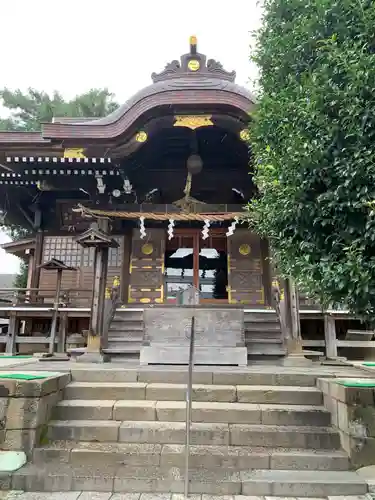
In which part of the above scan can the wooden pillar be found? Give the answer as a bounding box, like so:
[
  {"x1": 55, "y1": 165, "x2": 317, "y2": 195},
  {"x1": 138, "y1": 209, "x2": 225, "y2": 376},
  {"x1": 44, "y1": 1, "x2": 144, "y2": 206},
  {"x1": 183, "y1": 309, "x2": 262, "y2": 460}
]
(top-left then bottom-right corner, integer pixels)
[
  {"x1": 58, "y1": 312, "x2": 68, "y2": 353},
  {"x1": 324, "y1": 313, "x2": 338, "y2": 359},
  {"x1": 90, "y1": 246, "x2": 109, "y2": 342},
  {"x1": 5, "y1": 312, "x2": 18, "y2": 354},
  {"x1": 75, "y1": 219, "x2": 116, "y2": 363},
  {"x1": 281, "y1": 279, "x2": 311, "y2": 365},
  {"x1": 121, "y1": 228, "x2": 132, "y2": 303},
  {"x1": 49, "y1": 268, "x2": 62, "y2": 354},
  {"x1": 260, "y1": 238, "x2": 272, "y2": 306},
  {"x1": 26, "y1": 251, "x2": 34, "y2": 290},
  {"x1": 31, "y1": 207, "x2": 43, "y2": 290}
]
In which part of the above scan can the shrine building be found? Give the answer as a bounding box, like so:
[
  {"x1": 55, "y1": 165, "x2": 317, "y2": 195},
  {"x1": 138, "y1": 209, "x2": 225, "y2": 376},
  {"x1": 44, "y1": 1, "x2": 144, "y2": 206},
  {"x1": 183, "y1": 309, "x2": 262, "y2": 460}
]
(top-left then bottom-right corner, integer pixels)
[{"x1": 0, "y1": 37, "x2": 364, "y2": 362}]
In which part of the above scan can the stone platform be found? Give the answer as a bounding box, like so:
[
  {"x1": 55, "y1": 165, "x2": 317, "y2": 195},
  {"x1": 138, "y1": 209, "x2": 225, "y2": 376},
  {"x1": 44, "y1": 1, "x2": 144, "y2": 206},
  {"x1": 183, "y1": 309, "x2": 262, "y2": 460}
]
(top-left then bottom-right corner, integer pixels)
[
  {"x1": 140, "y1": 307, "x2": 247, "y2": 366},
  {"x1": 1, "y1": 360, "x2": 373, "y2": 497}
]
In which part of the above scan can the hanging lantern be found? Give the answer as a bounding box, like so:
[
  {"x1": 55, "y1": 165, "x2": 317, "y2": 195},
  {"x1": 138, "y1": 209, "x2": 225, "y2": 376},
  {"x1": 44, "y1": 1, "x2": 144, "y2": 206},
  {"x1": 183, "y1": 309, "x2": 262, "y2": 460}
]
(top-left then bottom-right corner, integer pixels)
[
  {"x1": 186, "y1": 154, "x2": 203, "y2": 175},
  {"x1": 139, "y1": 216, "x2": 146, "y2": 239}
]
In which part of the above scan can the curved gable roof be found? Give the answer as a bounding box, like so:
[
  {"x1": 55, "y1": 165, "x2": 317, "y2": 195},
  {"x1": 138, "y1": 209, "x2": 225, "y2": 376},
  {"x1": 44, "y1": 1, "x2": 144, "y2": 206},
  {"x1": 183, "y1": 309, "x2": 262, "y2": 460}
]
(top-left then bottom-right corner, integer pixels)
[{"x1": 43, "y1": 37, "x2": 256, "y2": 141}]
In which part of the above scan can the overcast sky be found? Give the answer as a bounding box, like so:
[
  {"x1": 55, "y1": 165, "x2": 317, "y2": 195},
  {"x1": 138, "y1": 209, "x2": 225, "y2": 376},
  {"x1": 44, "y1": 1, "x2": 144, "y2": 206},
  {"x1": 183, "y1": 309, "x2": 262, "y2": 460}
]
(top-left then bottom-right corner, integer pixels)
[{"x1": 0, "y1": 0, "x2": 263, "y2": 274}]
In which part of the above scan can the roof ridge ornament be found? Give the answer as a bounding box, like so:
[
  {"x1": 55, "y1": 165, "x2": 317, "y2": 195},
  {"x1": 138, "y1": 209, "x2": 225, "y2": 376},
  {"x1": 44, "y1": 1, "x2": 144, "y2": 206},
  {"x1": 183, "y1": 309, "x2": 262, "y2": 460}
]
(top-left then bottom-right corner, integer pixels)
[{"x1": 151, "y1": 36, "x2": 236, "y2": 83}]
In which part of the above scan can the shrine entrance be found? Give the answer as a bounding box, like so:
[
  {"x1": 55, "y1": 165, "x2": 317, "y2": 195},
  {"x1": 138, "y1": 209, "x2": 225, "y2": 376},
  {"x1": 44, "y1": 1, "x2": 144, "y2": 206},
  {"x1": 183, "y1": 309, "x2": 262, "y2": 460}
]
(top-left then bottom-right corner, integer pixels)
[{"x1": 164, "y1": 229, "x2": 228, "y2": 303}]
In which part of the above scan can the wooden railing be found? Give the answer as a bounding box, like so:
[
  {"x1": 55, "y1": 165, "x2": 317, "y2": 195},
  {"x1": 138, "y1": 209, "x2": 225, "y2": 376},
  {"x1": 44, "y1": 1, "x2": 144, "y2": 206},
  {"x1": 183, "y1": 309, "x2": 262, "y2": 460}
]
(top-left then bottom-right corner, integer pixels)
[{"x1": 0, "y1": 288, "x2": 92, "y2": 308}]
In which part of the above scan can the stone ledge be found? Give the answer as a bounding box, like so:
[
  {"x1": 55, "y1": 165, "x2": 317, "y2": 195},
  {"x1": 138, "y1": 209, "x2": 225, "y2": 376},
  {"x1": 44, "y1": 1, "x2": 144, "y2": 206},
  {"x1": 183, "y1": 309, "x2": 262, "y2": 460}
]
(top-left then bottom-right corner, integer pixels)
[
  {"x1": 318, "y1": 377, "x2": 375, "y2": 468},
  {"x1": 0, "y1": 372, "x2": 71, "y2": 455}
]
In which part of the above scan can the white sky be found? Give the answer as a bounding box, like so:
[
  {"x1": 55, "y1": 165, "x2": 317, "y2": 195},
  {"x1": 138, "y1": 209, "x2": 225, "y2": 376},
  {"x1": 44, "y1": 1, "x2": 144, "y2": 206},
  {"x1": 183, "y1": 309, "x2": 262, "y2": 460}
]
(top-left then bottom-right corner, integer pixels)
[{"x1": 0, "y1": 0, "x2": 263, "y2": 274}]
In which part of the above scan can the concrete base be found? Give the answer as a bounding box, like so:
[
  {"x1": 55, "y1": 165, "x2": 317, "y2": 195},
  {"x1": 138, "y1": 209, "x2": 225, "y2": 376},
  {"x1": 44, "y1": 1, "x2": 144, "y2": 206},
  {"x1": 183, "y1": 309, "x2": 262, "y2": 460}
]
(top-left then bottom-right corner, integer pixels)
[
  {"x1": 75, "y1": 351, "x2": 110, "y2": 363},
  {"x1": 321, "y1": 357, "x2": 348, "y2": 366},
  {"x1": 141, "y1": 307, "x2": 246, "y2": 366},
  {"x1": 281, "y1": 353, "x2": 313, "y2": 366},
  {"x1": 140, "y1": 346, "x2": 248, "y2": 366}
]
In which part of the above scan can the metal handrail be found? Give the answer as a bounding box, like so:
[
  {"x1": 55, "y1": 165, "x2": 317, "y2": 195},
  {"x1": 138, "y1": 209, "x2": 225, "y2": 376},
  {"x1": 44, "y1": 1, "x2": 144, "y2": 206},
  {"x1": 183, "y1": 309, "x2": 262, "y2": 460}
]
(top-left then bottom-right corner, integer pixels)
[{"x1": 184, "y1": 315, "x2": 195, "y2": 499}]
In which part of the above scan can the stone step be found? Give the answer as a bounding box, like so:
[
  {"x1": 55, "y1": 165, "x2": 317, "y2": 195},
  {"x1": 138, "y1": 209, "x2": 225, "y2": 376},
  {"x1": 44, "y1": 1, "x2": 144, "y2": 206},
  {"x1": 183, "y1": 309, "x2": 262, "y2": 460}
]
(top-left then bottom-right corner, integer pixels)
[
  {"x1": 247, "y1": 345, "x2": 287, "y2": 356},
  {"x1": 63, "y1": 382, "x2": 323, "y2": 405},
  {"x1": 108, "y1": 332, "x2": 143, "y2": 340},
  {"x1": 109, "y1": 324, "x2": 144, "y2": 332},
  {"x1": 47, "y1": 421, "x2": 341, "y2": 449},
  {"x1": 246, "y1": 338, "x2": 283, "y2": 344},
  {"x1": 54, "y1": 400, "x2": 327, "y2": 424},
  {"x1": 112, "y1": 317, "x2": 143, "y2": 324},
  {"x1": 69, "y1": 368, "x2": 320, "y2": 386},
  {"x1": 244, "y1": 313, "x2": 278, "y2": 322},
  {"x1": 10, "y1": 464, "x2": 367, "y2": 496},
  {"x1": 113, "y1": 309, "x2": 143, "y2": 316},
  {"x1": 106, "y1": 341, "x2": 143, "y2": 351},
  {"x1": 245, "y1": 330, "x2": 282, "y2": 340},
  {"x1": 103, "y1": 348, "x2": 141, "y2": 356},
  {"x1": 245, "y1": 322, "x2": 281, "y2": 331},
  {"x1": 33, "y1": 441, "x2": 350, "y2": 470},
  {"x1": 112, "y1": 314, "x2": 143, "y2": 320}
]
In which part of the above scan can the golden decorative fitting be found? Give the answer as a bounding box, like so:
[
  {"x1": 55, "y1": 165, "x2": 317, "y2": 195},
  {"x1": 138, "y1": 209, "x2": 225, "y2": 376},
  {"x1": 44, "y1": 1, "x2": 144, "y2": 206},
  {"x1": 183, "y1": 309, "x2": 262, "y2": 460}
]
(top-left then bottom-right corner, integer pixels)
[
  {"x1": 63, "y1": 148, "x2": 86, "y2": 159},
  {"x1": 140, "y1": 297, "x2": 151, "y2": 303},
  {"x1": 239, "y1": 129, "x2": 250, "y2": 141},
  {"x1": 239, "y1": 244, "x2": 251, "y2": 256},
  {"x1": 174, "y1": 115, "x2": 213, "y2": 130},
  {"x1": 188, "y1": 59, "x2": 200, "y2": 72},
  {"x1": 105, "y1": 287, "x2": 110, "y2": 299},
  {"x1": 135, "y1": 131, "x2": 148, "y2": 143},
  {"x1": 189, "y1": 35, "x2": 197, "y2": 46},
  {"x1": 141, "y1": 243, "x2": 154, "y2": 255}
]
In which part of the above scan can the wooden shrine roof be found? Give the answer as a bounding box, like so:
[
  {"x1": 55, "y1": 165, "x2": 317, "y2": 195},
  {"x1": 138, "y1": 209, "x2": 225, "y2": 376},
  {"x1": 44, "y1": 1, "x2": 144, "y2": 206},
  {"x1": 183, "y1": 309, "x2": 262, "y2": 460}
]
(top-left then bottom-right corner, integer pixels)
[{"x1": 0, "y1": 37, "x2": 255, "y2": 149}]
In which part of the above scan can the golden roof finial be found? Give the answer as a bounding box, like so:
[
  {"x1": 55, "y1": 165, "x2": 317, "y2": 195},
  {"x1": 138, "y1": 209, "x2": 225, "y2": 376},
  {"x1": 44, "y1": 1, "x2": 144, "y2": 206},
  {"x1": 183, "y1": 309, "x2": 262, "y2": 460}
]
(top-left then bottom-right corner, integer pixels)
[
  {"x1": 189, "y1": 35, "x2": 197, "y2": 54},
  {"x1": 190, "y1": 35, "x2": 197, "y2": 46}
]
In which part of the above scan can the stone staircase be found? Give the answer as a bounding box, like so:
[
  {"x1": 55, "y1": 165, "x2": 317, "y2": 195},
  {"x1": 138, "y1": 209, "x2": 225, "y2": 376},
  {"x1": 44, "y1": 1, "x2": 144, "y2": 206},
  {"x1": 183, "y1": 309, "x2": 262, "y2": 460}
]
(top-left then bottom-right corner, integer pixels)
[
  {"x1": 244, "y1": 310, "x2": 285, "y2": 360},
  {"x1": 11, "y1": 368, "x2": 368, "y2": 496},
  {"x1": 103, "y1": 308, "x2": 144, "y2": 358},
  {"x1": 103, "y1": 308, "x2": 285, "y2": 362}
]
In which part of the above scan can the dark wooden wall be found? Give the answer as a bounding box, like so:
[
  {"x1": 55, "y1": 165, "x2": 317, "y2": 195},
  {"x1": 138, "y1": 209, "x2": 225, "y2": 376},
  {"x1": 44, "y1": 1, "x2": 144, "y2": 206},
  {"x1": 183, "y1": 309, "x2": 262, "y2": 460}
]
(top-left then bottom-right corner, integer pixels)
[{"x1": 39, "y1": 235, "x2": 125, "y2": 307}]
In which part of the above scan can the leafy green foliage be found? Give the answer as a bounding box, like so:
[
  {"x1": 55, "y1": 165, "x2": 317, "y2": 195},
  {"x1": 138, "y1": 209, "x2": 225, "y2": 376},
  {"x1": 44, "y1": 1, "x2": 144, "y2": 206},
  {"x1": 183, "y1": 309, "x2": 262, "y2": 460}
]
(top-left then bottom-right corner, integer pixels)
[
  {"x1": 13, "y1": 262, "x2": 28, "y2": 288},
  {"x1": 0, "y1": 88, "x2": 118, "y2": 131},
  {"x1": 249, "y1": 0, "x2": 375, "y2": 317}
]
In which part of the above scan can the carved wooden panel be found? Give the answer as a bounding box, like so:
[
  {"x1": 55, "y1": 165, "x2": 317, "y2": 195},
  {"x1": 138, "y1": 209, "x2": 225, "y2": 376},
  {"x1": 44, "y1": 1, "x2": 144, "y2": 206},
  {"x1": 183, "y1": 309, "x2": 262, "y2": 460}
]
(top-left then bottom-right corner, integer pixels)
[
  {"x1": 227, "y1": 230, "x2": 265, "y2": 305},
  {"x1": 128, "y1": 229, "x2": 165, "y2": 304}
]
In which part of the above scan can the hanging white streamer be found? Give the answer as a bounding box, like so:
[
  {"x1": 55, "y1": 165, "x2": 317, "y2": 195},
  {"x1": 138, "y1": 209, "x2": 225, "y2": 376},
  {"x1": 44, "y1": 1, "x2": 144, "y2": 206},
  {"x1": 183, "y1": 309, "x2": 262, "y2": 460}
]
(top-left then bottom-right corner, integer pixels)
[
  {"x1": 202, "y1": 219, "x2": 211, "y2": 240},
  {"x1": 226, "y1": 216, "x2": 239, "y2": 237},
  {"x1": 139, "y1": 216, "x2": 146, "y2": 239},
  {"x1": 168, "y1": 219, "x2": 175, "y2": 240}
]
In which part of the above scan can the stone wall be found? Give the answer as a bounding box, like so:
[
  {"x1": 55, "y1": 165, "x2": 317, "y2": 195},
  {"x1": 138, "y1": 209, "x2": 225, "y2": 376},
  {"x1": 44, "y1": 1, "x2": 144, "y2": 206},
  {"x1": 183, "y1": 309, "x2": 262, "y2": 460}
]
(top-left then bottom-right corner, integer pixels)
[
  {"x1": 141, "y1": 307, "x2": 247, "y2": 365},
  {"x1": 0, "y1": 372, "x2": 70, "y2": 455},
  {"x1": 318, "y1": 377, "x2": 375, "y2": 468}
]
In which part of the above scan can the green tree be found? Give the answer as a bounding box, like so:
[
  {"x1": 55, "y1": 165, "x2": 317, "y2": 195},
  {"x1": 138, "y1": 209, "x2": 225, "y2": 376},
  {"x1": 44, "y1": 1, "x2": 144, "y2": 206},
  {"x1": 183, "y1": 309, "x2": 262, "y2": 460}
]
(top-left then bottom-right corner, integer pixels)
[
  {"x1": 0, "y1": 87, "x2": 118, "y2": 131},
  {"x1": 249, "y1": 0, "x2": 375, "y2": 318},
  {"x1": 0, "y1": 87, "x2": 119, "y2": 286}
]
